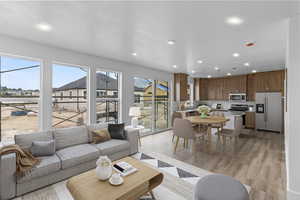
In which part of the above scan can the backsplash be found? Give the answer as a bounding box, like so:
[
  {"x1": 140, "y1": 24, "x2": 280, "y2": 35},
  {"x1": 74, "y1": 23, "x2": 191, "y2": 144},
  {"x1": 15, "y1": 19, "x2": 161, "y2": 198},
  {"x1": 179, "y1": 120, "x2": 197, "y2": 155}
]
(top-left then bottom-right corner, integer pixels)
[{"x1": 196, "y1": 100, "x2": 255, "y2": 110}]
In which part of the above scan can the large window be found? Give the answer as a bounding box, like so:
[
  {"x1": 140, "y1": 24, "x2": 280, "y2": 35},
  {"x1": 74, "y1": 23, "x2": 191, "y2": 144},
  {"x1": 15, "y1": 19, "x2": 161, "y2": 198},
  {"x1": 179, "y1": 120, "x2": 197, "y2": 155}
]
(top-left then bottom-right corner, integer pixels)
[
  {"x1": 96, "y1": 70, "x2": 120, "y2": 123},
  {"x1": 52, "y1": 64, "x2": 87, "y2": 128},
  {"x1": 0, "y1": 56, "x2": 40, "y2": 142},
  {"x1": 134, "y1": 78, "x2": 170, "y2": 135}
]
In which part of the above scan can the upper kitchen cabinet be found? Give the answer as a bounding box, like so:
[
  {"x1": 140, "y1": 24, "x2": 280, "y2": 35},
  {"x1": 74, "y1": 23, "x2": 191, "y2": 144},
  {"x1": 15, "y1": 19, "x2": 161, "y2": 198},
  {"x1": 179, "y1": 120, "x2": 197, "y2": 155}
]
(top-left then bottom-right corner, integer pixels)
[
  {"x1": 174, "y1": 73, "x2": 189, "y2": 101},
  {"x1": 190, "y1": 69, "x2": 285, "y2": 101},
  {"x1": 254, "y1": 70, "x2": 285, "y2": 93},
  {"x1": 224, "y1": 75, "x2": 247, "y2": 94},
  {"x1": 199, "y1": 78, "x2": 209, "y2": 100},
  {"x1": 247, "y1": 74, "x2": 255, "y2": 101}
]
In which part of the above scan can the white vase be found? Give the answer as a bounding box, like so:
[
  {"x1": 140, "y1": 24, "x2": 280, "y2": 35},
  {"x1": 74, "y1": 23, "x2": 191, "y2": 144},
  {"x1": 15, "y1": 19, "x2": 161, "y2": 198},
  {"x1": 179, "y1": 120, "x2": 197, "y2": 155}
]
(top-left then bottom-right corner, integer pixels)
[{"x1": 95, "y1": 156, "x2": 112, "y2": 181}]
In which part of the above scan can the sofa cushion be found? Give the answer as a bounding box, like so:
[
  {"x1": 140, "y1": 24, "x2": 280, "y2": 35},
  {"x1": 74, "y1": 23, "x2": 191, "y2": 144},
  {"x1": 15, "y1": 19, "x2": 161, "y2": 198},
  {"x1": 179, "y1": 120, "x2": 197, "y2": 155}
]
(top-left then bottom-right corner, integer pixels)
[
  {"x1": 93, "y1": 139, "x2": 130, "y2": 155},
  {"x1": 17, "y1": 154, "x2": 61, "y2": 183},
  {"x1": 31, "y1": 140, "x2": 56, "y2": 157},
  {"x1": 91, "y1": 128, "x2": 111, "y2": 144},
  {"x1": 108, "y1": 123, "x2": 126, "y2": 140},
  {"x1": 54, "y1": 126, "x2": 89, "y2": 150},
  {"x1": 15, "y1": 131, "x2": 53, "y2": 151},
  {"x1": 86, "y1": 123, "x2": 108, "y2": 143},
  {"x1": 56, "y1": 144, "x2": 100, "y2": 169}
]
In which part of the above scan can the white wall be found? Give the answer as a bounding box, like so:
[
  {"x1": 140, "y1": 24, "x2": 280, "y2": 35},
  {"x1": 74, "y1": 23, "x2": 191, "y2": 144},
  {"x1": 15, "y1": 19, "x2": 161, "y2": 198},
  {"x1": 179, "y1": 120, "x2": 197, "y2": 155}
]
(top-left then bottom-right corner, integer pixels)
[
  {"x1": 0, "y1": 34, "x2": 173, "y2": 129},
  {"x1": 286, "y1": 13, "x2": 300, "y2": 200}
]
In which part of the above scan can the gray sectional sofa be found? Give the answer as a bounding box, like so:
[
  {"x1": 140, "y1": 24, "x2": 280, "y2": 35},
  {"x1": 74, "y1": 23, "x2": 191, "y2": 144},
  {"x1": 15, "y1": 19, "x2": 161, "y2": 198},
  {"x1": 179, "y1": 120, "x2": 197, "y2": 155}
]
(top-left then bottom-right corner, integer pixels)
[{"x1": 0, "y1": 124, "x2": 139, "y2": 200}]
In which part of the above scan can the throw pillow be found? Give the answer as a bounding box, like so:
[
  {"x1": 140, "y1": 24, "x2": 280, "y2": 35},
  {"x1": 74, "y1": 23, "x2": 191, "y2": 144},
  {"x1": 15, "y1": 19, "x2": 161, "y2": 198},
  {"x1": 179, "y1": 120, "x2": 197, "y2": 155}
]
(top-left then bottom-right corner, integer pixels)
[
  {"x1": 31, "y1": 140, "x2": 55, "y2": 157},
  {"x1": 108, "y1": 123, "x2": 126, "y2": 140},
  {"x1": 91, "y1": 129, "x2": 111, "y2": 144}
]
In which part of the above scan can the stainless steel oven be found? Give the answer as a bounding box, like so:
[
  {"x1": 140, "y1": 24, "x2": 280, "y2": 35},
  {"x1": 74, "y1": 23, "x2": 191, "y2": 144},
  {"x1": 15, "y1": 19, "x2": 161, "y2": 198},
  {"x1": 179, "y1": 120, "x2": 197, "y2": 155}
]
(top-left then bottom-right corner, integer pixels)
[{"x1": 229, "y1": 93, "x2": 247, "y2": 102}]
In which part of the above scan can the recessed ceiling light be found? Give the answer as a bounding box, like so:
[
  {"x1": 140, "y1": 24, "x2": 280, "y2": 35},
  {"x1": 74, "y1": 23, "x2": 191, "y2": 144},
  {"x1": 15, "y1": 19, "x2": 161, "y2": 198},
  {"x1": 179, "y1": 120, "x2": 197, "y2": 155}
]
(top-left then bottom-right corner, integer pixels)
[
  {"x1": 214, "y1": 67, "x2": 220, "y2": 71},
  {"x1": 244, "y1": 62, "x2": 250, "y2": 66},
  {"x1": 233, "y1": 53, "x2": 240, "y2": 57},
  {"x1": 167, "y1": 40, "x2": 175, "y2": 45},
  {"x1": 226, "y1": 16, "x2": 244, "y2": 25},
  {"x1": 232, "y1": 67, "x2": 237, "y2": 71},
  {"x1": 207, "y1": 75, "x2": 212, "y2": 78},
  {"x1": 197, "y1": 60, "x2": 203, "y2": 64},
  {"x1": 227, "y1": 73, "x2": 232, "y2": 76},
  {"x1": 172, "y1": 65, "x2": 177, "y2": 68},
  {"x1": 191, "y1": 70, "x2": 196, "y2": 74},
  {"x1": 131, "y1": 52, "x2": 137, "y2": 56},
  {"x1": 35, "y1": 22, "x2": 52, "y2": 32},
  {"x1": 252, "y1": 70, "x2": 257, "y2": 73}
]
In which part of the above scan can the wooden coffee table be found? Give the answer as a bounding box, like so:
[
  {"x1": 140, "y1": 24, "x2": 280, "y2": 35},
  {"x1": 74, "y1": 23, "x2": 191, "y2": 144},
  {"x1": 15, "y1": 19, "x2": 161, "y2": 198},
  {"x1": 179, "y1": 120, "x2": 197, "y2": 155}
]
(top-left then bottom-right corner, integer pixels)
[{"x1": 66, "y1": 157, "x2": 163, "y2": 200}]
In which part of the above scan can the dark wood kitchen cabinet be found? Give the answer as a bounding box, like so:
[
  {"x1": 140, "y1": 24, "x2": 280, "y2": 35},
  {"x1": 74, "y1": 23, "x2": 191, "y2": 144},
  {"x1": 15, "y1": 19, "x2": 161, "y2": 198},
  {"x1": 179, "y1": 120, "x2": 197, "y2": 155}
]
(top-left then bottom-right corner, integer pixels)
[
  {"x1": 245, "y1": 111, "x2": 255, "y2": 129},
  {"x1": 199, "y1": 78, "x2": 209, "y2": 100},
  {"x1": 192, "y1": 69, "x2": 285, "y2": 101},
  {"x1": 247, "y1": 74, "x2": 255, "y2": 101},
  {"x1": 255, "y1": 70, "x2": 284, "y2": 93},
  {"x1": 174, "y1": 73, "x2": 189, "y2": 101}
]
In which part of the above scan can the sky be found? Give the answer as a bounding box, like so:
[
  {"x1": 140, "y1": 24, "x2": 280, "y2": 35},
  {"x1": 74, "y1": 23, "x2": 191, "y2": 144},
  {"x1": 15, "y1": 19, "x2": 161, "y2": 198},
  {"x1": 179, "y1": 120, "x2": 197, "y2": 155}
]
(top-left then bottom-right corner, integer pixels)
[
  {"x1": 1, "y1": 55, "x2": 163, "y2": 91},
  {"x1": 0, "y1": 56, "x2": 112, "y2": 90}
]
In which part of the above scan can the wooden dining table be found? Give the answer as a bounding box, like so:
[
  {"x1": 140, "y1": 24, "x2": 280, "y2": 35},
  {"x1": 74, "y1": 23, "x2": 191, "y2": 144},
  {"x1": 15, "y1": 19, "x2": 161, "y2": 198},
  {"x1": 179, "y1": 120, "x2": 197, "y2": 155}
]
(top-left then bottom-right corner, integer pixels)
[{"x1": 186, "y1": 115, "x2": 229, "y2": 142}]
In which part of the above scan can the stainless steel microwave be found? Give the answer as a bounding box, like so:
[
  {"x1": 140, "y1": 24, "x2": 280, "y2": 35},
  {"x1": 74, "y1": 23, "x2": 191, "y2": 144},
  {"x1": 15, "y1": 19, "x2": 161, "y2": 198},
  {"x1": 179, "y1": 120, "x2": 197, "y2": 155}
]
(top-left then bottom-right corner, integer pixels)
[{"x1": 229, "y1": 93, "x2": 247, "y2": 102}]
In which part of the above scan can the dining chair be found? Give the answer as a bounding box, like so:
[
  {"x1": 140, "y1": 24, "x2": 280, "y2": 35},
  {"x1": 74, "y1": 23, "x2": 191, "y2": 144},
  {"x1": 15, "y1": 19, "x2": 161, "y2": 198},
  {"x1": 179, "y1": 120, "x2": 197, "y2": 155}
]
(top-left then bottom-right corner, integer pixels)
[
  {"x1": 171, "y1": 112, "x2": 183, "y2": 142},
  {"x1": 211, "y1": 111, "x2": 225, "y2": 136},
  {"x1": 173, "y1": 118, "x2": 205, "y2": 153},
  {"x1": 219, "y1": 115, "x2": 243, "y2": 145}
]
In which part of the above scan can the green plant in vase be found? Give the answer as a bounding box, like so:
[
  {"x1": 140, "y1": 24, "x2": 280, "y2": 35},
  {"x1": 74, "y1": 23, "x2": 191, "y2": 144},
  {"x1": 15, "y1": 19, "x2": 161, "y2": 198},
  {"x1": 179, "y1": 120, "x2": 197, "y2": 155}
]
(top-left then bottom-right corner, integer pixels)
[{"x1": 197, "y1": 105, "x2": 211, "y2": 118}]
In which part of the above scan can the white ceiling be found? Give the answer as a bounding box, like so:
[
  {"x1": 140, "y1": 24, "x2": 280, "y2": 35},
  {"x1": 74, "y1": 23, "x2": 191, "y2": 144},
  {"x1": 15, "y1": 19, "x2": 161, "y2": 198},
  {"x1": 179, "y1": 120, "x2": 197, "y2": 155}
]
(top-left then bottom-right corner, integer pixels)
[{"x1": 0, "y1": 1, "x2": 298, "y2": 77}]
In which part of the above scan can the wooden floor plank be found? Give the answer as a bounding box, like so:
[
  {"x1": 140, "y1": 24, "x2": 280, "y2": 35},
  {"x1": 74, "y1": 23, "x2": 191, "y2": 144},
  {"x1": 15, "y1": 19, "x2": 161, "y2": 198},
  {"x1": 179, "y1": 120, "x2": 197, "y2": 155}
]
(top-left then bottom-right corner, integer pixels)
[{"x1": 140, "y1": 130, "x2": 286, "y2": 200}]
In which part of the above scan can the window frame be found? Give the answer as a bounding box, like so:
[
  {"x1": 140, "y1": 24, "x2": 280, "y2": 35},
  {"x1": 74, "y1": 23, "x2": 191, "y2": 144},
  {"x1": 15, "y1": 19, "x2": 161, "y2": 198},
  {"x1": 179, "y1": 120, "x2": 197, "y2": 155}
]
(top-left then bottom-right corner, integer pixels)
[{"x1": 95, "y1": 68, "x2": 122, "y2": 124}]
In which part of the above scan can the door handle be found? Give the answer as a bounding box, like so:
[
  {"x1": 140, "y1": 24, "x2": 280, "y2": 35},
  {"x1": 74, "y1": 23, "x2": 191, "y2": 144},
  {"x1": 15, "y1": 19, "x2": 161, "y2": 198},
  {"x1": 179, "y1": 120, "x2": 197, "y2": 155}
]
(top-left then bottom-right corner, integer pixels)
[
  {"x1": 265, "y1": 96, "x2": 268, "y2": 122},
  {"x1": 264, "y1": 97, "x2": 267, "y2": 122}
]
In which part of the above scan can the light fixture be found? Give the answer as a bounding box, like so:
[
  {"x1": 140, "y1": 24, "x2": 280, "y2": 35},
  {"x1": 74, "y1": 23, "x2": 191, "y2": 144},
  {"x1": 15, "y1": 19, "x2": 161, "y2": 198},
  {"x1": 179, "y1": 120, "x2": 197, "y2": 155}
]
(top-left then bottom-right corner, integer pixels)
[
  {"x1": 191, "y1": 70, "x2": 196, "y2": 74},
  {"x1": 252, "y1": 70, "x2": 257, "y2": 73},
  {"x1": 244, "y1": 62, "x2": 250, "y2": 66},
  {"x1": 167, "y1": 40, "x2": 176, "y2": 45},
  {"x1": 226, "y1": 16, "x2": 244, "y2": 25},
  {"x1": 197, "y1": 60, "x2": 203, "y2": 64},
  {"x1": 131, "y1": 52, "x2": 137, "y2": 56},
  {"x1": 207, "y1": 75, "x2": 212, "y2": 78},
  {"x1": 227, "y1": 73, "x2": 232, "y2": 76},
  {"x1": 233, "y1": 53, "x2": 240, "y2": 57},
  {"x1": 214, "y1": 67, "x2": 220, "y2": 71},
  {"x1": 172, "y1": 65, "x2": 177, "y2": 68},
  {"x1": 35, "y1": 22, "x2": 52, "y2": 32}
]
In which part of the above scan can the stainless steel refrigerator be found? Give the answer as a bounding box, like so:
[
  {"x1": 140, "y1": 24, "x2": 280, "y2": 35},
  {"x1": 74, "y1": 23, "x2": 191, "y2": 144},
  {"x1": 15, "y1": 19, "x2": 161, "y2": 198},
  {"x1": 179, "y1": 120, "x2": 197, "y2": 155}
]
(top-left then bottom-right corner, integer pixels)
[{"x1": 255, "y1": 92, "x2": 283, "y2": 133}]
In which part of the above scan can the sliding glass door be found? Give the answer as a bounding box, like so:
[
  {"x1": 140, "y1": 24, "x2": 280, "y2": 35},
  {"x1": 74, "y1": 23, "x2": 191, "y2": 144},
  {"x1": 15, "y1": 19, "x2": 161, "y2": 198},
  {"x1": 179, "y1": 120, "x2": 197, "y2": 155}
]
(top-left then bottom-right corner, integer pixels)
[
  {"x1": 133, "y1": 77, "x2": 169, "y2": 135},
  {"x1": 154, "y1": 80, "x2": 169, "y2": 131},
  {"x1": 133, "y1": 77, "x2": 153, "y2": 135}
]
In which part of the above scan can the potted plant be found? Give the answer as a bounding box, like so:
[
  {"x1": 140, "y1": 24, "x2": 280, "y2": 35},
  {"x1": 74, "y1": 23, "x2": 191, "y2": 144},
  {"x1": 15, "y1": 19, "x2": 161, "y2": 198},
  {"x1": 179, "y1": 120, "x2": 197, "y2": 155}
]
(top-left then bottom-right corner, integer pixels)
[{"x1": 197, "y1": 105, "x2": 211, "y2": 118}]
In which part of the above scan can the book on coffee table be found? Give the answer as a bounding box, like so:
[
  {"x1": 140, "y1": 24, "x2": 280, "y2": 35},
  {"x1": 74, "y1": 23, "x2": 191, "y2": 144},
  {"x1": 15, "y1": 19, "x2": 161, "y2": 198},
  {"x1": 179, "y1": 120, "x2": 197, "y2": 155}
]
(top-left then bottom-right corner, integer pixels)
[{"x1": 113, "y1": 161, "x2": 138, "y2": 176}]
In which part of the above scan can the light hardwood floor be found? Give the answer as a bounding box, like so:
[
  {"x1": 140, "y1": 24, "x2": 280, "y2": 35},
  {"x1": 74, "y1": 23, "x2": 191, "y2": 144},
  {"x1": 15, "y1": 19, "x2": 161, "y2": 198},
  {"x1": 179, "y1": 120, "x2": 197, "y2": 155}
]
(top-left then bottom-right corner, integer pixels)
[{"x1": 140, "y1": 130, "x2": 286, "y2": 200}]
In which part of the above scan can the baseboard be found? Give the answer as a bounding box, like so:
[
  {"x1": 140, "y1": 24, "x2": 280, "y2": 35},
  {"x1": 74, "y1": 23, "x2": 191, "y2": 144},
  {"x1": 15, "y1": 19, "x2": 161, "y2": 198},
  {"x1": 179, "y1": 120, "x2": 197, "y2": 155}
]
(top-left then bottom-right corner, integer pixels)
[{"x1": 287, "y1": 188, "x2": 300, "y2": 200}]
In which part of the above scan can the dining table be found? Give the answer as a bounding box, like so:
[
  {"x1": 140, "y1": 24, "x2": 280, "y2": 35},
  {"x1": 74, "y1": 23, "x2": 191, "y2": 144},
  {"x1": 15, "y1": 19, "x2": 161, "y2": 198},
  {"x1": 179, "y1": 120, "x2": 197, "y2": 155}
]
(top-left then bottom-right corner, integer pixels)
[{"x1": 186, "y1": 115, "x2": 229, "y2": 143}]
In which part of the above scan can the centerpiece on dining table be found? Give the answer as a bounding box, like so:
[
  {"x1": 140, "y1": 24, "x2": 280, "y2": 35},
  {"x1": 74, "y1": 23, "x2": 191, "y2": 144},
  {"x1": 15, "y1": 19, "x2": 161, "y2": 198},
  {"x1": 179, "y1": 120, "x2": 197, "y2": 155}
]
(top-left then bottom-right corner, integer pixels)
[{"x1": 197, "y1": 105, "x2": 211, "y2": 118}]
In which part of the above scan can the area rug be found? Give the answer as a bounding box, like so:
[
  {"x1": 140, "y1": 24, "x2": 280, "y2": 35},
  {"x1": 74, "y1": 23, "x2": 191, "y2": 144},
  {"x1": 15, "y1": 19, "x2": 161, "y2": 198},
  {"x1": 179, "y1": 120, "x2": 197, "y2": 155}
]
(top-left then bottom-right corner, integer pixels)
[
  {"x1": 14, "y1": 152, "x2": 250, "y2": 200},
  {"x1": 133, "y1": 152, "x2": 251, "y2": 200}
]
